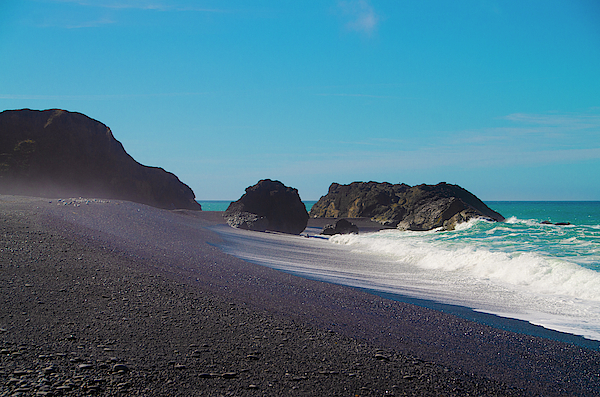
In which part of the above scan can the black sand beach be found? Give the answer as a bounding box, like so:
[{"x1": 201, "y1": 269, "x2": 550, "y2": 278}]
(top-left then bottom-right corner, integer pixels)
[{"x1": 2, "y1": 196, "x2": 600, "y2": 396}]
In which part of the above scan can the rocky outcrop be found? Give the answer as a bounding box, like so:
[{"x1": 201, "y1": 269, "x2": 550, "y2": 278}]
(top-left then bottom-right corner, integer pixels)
[
  {"x1": 224, "y1": 179, "x2": 308, "y2": 234},
  {"x1": 309, "y1": 182, "x2": 410, "y2": 226},
  {"x1": 0, "y1": 109, "x2": 200, "y2": 210},
  {"x1": 393, "y1": 183, "x2": 504, "y2": 230},
  {"x1": 321, "y1": 219, "x2": 359, "y2": 235},
  {"x1": 309, "y1": 182, "x2": 504, "y2": 231},
  {"x1": 309, "y1": 182, "x2": 411, "y2": 226},
  {"x1": 541, "y1": 221, "x2": 571, "y2": 226}
]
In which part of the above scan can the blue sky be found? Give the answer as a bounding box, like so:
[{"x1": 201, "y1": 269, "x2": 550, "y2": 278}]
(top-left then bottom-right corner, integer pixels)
[{"x1": 1, "y1": 0, "x2": 599, "y2": 200}]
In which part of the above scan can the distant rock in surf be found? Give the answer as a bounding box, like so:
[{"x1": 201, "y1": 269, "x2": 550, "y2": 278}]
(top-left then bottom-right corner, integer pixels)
[
  {"x1": 321, "y1": 219, "x2": 359, "y2": 235},
  {"x1": 0, "y1": 109, "x2": 201, "y2": 210},
  {"x1": 309, "y1": 181, "x2": 504, "y2": 231},
  {"x1": 541, "y1": 221, "x2": 571, "y2": 226},
  {"x1": 224, "y1": 179, "x2": 308, "y2": 234}
]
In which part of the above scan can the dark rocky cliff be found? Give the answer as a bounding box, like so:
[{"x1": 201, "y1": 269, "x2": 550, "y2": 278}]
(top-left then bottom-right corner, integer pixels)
[
  {"x1": 309, "y1": 181, "x2": 504, "y2": 231},
  {"x1": 0, "y1": 109, "x2": 200, "y2": 210},
  {"x1": 309, "y1": 182, "x2": 411, "y2": 226}
]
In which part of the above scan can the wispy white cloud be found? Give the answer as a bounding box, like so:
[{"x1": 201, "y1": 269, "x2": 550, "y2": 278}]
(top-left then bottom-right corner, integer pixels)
[
  {"x1": 202, "y1": 144, "x2": 600, "y2": 190},
  {"x1": 448, "y1": 110, "x2": 600, "y2": 147},
  {"x1": 52, "y1": 0, "x2": 232, "y2": 12},
  {"x1": 504, "y1": 112, "x2": 600, "y2": 129},
  {"x1": 33, "y1": 1, "x2": 233, "y2": 29},
  {"x1": 317, "y1": 93, "x2": 396, "y2": 99},
  {"x1": 260, "y1": 145, "x2": 600, "y2": 180},
  {"x1": 284, "y1": 108, "x2": 600, "y2": 174},
  {"x1": 35, "y1": 1, "x2": 235, "y2": 29},
  {"x1": 338, "y1": 0, "x2": 379, "y2": 35},
  {"x1": 61, "y1": 17, "x2": 116, "y2": 29},
  {"x1": 0, "y1": 92, "x2": 208, "y2": 100},
  {"x1": 57, "y1": 0, "x2": 159, "y2": 10}
]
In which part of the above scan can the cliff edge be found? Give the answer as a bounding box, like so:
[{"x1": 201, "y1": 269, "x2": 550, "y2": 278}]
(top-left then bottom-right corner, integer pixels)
[{"x1": 0, "y1": 109, "x2": 200, "y2": 210}]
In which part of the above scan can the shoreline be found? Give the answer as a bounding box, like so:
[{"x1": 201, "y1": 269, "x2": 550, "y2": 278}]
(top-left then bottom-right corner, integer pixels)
[
  {"x1": 2, "y1": 196, "x2": 600, "y2": 395},
  {"x1": 245, "y1": 262, "x2": 600, "y2": 351},
  {"x1": 304, "y1": 220, "x2": 600, "y2": 349},
  {"x1": 361, "y1": 288, "x2": 600, "y2": 349},
  {"x1": 219, "y1": 217, "x2": 600, "y2": 349},
  {"x1": 309, "y1": 217, "x2": 600, "y2": 346}
]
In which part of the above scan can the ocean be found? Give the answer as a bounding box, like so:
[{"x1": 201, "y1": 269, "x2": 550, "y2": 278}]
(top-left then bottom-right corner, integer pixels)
[
  {"x1": 196, "y1": 200, "x2": 318, "y2": 212},
  {"x1": 214, "y1": 201, "x2": 600, "y2": 343}
]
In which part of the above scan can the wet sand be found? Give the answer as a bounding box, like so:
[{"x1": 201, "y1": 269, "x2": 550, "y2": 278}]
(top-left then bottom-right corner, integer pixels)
[{"x1": 1, "y1": 196, "x2": 599, "y2": 396}]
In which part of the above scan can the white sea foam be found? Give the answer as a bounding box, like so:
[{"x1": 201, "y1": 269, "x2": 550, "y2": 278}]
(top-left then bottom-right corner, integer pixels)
[
  {"x1": 214, "y1": 213, "x2": 600, "y2": 341},
  {"x1": 329, "y1": 230, "x2": 600, "y2": 301}
]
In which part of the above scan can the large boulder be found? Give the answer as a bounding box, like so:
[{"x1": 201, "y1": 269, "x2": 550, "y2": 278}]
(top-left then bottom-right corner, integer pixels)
[
  {"x1": 0, "y1": 109, "x2": 200, "y2": 210},
  {"x1": 310, "y1": 182, "x2": 504, "y2": 231},
  {"x1": 224, "y1": 179, "x2": 308, "y2": 234},
  {"x1": 321, "y1": 219, "x2": 359, "y2": 235}
]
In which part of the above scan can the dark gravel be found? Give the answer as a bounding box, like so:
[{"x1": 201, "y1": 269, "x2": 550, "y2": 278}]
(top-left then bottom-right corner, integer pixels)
[{"x1": 1, "y1": 195, "x2": 599, "y2": 396}]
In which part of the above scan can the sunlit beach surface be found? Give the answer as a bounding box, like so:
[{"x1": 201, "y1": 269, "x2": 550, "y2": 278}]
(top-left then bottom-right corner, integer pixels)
[{"x1": 2, "y1": 195, "x2": 600, "y2": 396}]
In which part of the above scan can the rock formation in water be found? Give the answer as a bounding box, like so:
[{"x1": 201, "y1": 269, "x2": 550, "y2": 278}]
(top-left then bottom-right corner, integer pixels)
[
  {"x1": 0, "y1": 109, "x2": 201, "y2": 210},
  {"x1": 224, "y1": 179, "x2": 308, "y2": 234},
  {"x1": 309, "y1": 181, "x2": 504, "y2": 231},
  {"x1": 321, "y1": 219, "x2": 359, "y2": 235},
  {"x1": 541, "y1": 221, "x2": 571, "y2": 226},
  {"x1": 309, "y1": 182, "x2": 410, "y2": 226}
]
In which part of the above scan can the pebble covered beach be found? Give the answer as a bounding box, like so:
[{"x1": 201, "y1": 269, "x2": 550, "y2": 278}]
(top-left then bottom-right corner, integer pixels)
[{"x1": 1, "y1": 196, "x2": 600, "y2": 396}]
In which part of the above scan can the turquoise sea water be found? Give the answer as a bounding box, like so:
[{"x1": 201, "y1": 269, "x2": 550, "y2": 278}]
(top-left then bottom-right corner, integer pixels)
[
  {"x1": 326, "y1": 201, "x2": 600, "y2": 339},
  {"x1": 196, "y1": 200, "x2": 317, "y2": 212},
  {"x1": 196, "y1": 200, "x2": 231, "y2": 211},
  {"x1": 441, "y1": 201, "x2": 600, "y2": 272},
  {"x1": 489, "y1": 201, "x2": 600, "y2": 228},
  {"x1": 216, "y1": 201, "x2": 600, "y2": 340}
]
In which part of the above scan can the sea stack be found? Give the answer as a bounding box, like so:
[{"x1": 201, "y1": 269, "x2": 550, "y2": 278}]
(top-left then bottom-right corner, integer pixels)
[
  {"x1": 224, "y1": 179, "x2": 308, "y2": 234},
  {"x1": 309, "y1": 181, "x2": 504, "y2": 231},
  {"x1": 0, "y1": 109, "x2": 201, "y2": 210}
]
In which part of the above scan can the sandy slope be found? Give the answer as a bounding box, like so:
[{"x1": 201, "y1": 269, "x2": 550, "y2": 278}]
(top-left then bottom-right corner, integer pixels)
[{"x1": 1, "y1": 195, "x2": 599, "y2": 396}]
